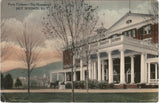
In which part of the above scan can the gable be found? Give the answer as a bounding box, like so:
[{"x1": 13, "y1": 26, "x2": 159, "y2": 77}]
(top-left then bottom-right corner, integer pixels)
[{"x1": 107, "y1": 12, "x2": 153, "y2": 33}]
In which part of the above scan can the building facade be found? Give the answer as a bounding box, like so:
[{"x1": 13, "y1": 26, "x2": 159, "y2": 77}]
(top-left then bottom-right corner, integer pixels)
[{"x1": 50, "y1": 12, "x2": 159, "y2": 86}]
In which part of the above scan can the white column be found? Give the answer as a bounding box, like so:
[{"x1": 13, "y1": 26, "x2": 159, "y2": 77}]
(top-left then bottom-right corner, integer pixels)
[
  {"x1": 148, "y1": 63, "x2": 151, "y2": 84},
  {"x1": 73, "y1": 71, "x2": 76, "y2": 81},
  {"x1": 50, "y1": 73, "x2": 52, "y2": 83},
  {"x1": 81, "y1": 60, "x2": 83, "y2": 80},
  {"x1": 94, "y1": 62, "x2": 97, "y2": 80},
  {"x1": 102, "y1": 60, "x2": 104, "y2": 81},
  {"x1": 130, "y1": 56, "x2": 134, "y2": 84},
  {"x1": 83, "y1": 69, "x2": 85, "y2": 80},
  {"x1": 144, "y1": 54, "x2": 147, "y2": 83},
  {"x1": 65, "y1": 72, "x2": 67, "y2": 82},
  {"x1": 91, "y1": 64, "x2": 94, "y2": 80},
  {"x1": 108, "y1": 51, "x2": 113, "y2": 83},
  {"x1": 98, "y1": 53, "x2": 101, "y2": 81},
  {"x1": 106, "y1": 68, "x2": 108, "y2": 81},
  {"x1": 80, "y1": 59, "x2": 83, "y2": 81},
  {"x1": 155, "y1": 64, "x2": 158, "y2": 80},
  {"x1": 92, "y1": 63, "x2": 94, "y2": 80},
  {"x1": 57, "y1": 73, "x2": 59, "y2": 80},
  {"x1": 88, "y1": 60, "x2": 91, "y2": 79},
  {"x1": 120, "y1": 49, "x2": 125, "y2": 84},
  {"x1": 141, "y1": 53, "x2": 145, "y2": 83}
]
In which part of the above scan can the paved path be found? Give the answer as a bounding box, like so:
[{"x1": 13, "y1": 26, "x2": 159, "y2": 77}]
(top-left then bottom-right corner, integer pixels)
[{"x1": 1, "y1": 88, "x2": 158, "y2": 93}]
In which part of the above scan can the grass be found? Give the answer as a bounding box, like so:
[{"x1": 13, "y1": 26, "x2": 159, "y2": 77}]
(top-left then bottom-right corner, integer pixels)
[{"x1": 1, "y1": 92, "x2": 158, "y2": 102}]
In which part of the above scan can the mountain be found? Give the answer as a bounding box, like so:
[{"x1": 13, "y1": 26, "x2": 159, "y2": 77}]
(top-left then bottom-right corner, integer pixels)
[{"x1": 3, "y1": 61, "x2": 63, "y2": 79}]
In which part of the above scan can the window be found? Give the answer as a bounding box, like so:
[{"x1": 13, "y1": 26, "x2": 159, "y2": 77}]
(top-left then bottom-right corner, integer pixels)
[
  {"x1": 132, "y1": 29, "x2": 136, "y2": 37},
  {"x1": 140, "y1": 24, "x2": 152, "y2": 35},
  {"x1": 128, "y1": 31, "x2": 131, "y2": 37},
  {"x1": 126, "y1": 20, "x2": 132, "y2": 24},
  {"x1": 122, "y1": 29, "x2": 136, "y2": 37}
]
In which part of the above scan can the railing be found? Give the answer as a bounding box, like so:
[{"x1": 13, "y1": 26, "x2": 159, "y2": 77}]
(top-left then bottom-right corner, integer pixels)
[
  {"x1": 88, "y1": 35, "x2": 158, "y2": 53},
  {"x1": 111, "y1": 36, "x2": 121, "y2": 43},
  {"x1": 90, "y1": 42, "x2": 98, "y2": 48},
  {"x1": 150, "y1": 79, "x2": 159, "y2": 85},
  {"x1": 123, "y1": 36, "x2": 158, "y2": 49},
  {"x1": 90, "y1": 36, "x2": 123, "y2": 50},
  {"x1": 100, "y1": 39, "x2": 109, "y2": 45}
]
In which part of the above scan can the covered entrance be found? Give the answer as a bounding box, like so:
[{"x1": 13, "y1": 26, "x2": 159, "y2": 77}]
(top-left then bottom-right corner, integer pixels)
[{"x1": 146, "y1": 58, "x2": 159, "y2": 85}]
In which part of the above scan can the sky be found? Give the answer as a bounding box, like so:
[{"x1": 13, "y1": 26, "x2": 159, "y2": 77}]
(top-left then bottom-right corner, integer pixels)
[{"x1": 0, "y1": 0, "x2": 153, "y2": 72}]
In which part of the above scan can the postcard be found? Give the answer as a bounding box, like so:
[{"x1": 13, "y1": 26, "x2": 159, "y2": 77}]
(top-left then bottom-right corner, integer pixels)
[{"x1": 1, "y1": 0, "x2": 159, "y2": 102}]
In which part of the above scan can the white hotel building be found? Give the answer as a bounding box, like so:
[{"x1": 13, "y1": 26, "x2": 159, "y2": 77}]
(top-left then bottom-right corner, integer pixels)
[{"x1": 50, "y1": 12, "x2": 159, "y2": 87}]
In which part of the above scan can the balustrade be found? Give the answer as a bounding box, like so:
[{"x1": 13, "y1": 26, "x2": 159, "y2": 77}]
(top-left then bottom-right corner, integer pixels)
[{"x1": 150, "y1": 79, "x2": 159, "y2": 84}]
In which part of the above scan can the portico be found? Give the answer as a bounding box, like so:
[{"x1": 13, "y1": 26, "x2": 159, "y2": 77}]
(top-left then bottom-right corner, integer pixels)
[
  {"x1": 87, "y1": 35, "x2": 158, "y2": 85},
  {"x1": 50, "y1": 12, "x2": 159, "y2": 86}
]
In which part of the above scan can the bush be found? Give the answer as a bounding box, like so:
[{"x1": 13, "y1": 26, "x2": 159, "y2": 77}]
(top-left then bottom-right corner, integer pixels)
[
  {"x1": 60, "y1": 82, "x2": 65, "y2": 85},
  {"x1": 65, "y1": 82, "x2": 72, "y2": 89},
  {"x1": 88, "y1": 80, "x2": 98, "y2": 89},
  {"x1": 78, "y1": 81, "x2": 86, "y2": 89},
  {"x1": 106, "y1": 83, "x2": 114, "y2": 89},
  {"x1": 74, "y1": 81, "x2": 79, "y2": 89},
  {"x1": 97, "y1": 82, "x2": 114, "y2": 89},
  {"x1": 138, "y1": 83, "x2": 146, "y2": 88},
  {"x1": 4, "y1": 74, "x2": 13, "y2": 89},
  {"x1": 97, "y1": 82, "x2": 105, "y2": 89},
  {"x1": 15, "y1": 78, "x2": 22, "y2": 88}
]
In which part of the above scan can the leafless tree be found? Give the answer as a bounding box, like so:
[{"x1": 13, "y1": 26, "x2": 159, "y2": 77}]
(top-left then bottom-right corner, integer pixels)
[
  {"x1": 43, "y1": 0, "x2": 98, "y2": 102},
  {"x1": 16, "y1": 24, "x2": 41, "y2": 96},
  {"x1": 1, "y1": 20, "x2": 12, "y2": 61},
  {"x1": 79, "y1": 17, "x2": 98, "y2": 93},
  {"x1": 149, "y1": 0, "x2": 158, "y2": 23}
]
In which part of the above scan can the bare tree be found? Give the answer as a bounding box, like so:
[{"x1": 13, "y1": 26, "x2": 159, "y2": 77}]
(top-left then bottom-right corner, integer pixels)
[
  {"x1": 80, "y1": 16, "x2": 98, "y2": 92},
  {"x1": 16, "y1": 24, "x2": 41, "y2": 96},
  {"x1": 43, "y1": 0, "x2": 98, "y2": 102},
  {"x1": 149, "y1": 0, "x2": 158, "y2": 23},
  {"x1": 1, "y1": 20, "x2": 12, "y2": 61}
]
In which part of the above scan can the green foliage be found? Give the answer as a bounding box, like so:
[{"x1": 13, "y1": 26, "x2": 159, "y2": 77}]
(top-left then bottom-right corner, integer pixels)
[
  {"x1": 88, "y1": 80, "x2": 98, "y2": 89},
  {"x1": 15, "y1": 78, "x2": 22, "y2": 88},
  {"x1": 74, "y1": 81, "x2": 85, "y2": 89},
  {"x1": 4, "y1": 73, "x2": 13, "y2": 89},
  {"x1": 97, "y1": 82, "x2": 107, "y2": 89},
  {"x1": 79, "y1": 81, "x2": 86, "y2": 89},
  {"x1": 1, "y1": 73, "x2": 4, "y2": 89},
  {"x1": 65, "y1": 82, "x2": 72, "y2": 89}
]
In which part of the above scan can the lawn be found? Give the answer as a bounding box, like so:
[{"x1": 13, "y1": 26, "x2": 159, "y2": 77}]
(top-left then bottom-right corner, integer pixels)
[{"x1": 1, "y1": 92, "x2": 158, "y2": 102}]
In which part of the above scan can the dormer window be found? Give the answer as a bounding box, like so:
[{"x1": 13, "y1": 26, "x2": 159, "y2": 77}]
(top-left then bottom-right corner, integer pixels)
[
  {"x1": 122, "y1": 29, "x2": 136, "y2": 37},
  {"x1": 126, "y1": 20, "x2": 132, "y2": 24},
  {"x1": 140, "y1": 24, "x2": 152, "y2": 35}
]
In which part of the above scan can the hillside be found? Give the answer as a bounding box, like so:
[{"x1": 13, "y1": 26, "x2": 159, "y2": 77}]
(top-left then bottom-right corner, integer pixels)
[{"x1": 3, "y1": 61, "x2": 63, "y2": 79}]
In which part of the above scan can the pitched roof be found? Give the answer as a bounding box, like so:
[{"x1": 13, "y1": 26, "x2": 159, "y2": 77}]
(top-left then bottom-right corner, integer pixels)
[{"x1": 108, "y1": 11, "x2": 153, "y2": 32}]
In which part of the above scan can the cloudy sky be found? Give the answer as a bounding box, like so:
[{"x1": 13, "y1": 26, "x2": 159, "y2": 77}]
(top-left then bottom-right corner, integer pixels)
[{"x1": 1, "y1": 0, "x2": 153, "y2": 72}]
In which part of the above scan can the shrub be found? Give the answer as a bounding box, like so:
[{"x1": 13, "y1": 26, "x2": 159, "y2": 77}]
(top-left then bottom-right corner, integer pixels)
[
  {"x1": 4, "y1": 74, "x2": 13, "y2": 89},
  {"x1": 79, "y1": 81, "x2": 86, "y2": 89},
  {"x1": 65, "y1": 82, "x2": 72, "y2": 89},
  {"x1": 60, "y1": 82, "x2": 65, "y2": 85},
  {"x1": 74, "y1": 81, "x2": 79, "y2": 89},
  {"x1": 15, "y1": 78, "x2": 22, "y2": 88},
  {"x1": 88, "y1": 80, "x2": 98, "y2": 89},
  {"x1": 138, "y1": 83, "x2": 146, "y2": 88},
  {"x1": 107, "y1": 83, "x2": 114, "y2": 89}
]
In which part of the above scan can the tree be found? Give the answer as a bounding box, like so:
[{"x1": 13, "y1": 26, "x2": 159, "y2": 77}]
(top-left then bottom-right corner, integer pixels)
[
  {"x1": 4, "y1": 74, "x2": 13, "y2": 89},
  {"x1": 1, "y1": 20, "x2": 12, "y2": 61},
  {"x1": 1, "y1": 73, "x2": 4, "y2": 89},
  {"x1": 149, "y1": 0, "x2": 158, "y2": 23},
  {"x1": 15, "y1": 78, "x2": 22, "y2": 88},
  {"x1": 16, "y1": 24, "x2": 41, "y2": 96},
  {"x1": 43, "y1": 0, "x2": 98, "y2": 101}
]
